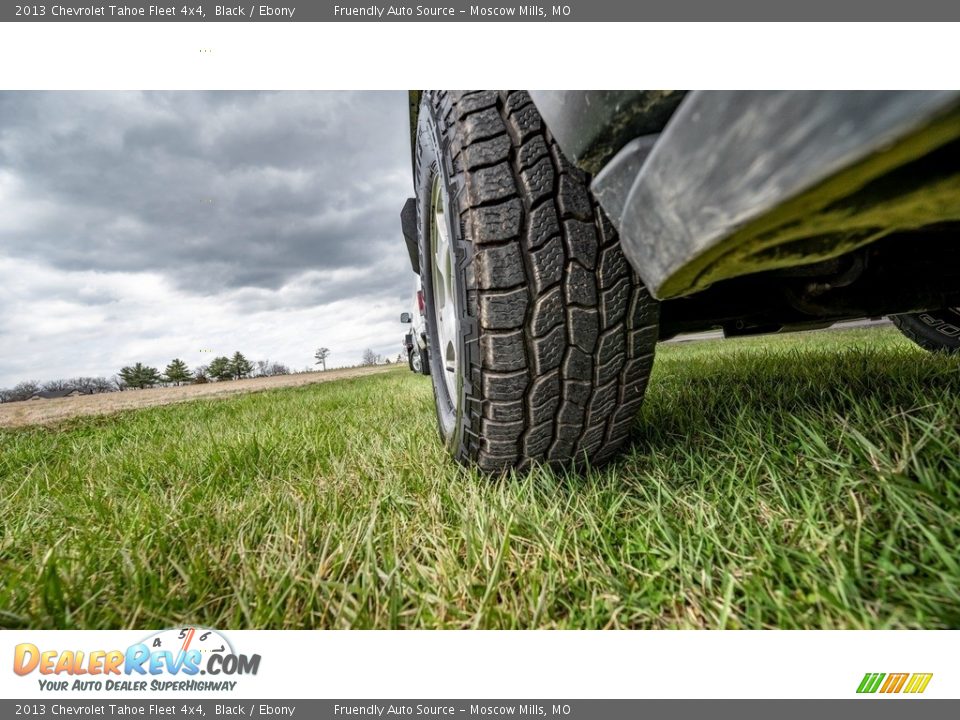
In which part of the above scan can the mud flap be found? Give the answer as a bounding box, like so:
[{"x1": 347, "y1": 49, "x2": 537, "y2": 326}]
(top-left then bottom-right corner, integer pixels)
[{"x1": 401, "y1": 197, "x2": 419, "y2": 274}]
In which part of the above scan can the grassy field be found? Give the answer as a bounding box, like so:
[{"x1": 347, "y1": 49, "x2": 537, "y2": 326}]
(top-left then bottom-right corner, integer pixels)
[{"x1": 2, "y1": 327, "x2": 959, "y2": 629}]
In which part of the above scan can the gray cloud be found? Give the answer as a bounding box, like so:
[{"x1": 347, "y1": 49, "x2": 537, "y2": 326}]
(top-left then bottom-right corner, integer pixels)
[
  {"x1": 0, "y1": 92, "x2": 418, "y2": 385},
  {"x1": 0, "y1": 91, "x2": 412, "y2": 291}
]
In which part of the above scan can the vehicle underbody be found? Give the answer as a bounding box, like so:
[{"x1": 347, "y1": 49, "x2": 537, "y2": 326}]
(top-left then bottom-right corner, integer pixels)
[{"x1": 657, "y1": 224, "x2": 960, "y2": 340}]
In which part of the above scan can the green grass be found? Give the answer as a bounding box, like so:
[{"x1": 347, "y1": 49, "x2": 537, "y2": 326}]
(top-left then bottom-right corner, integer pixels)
[{"x1": 2, "y1": 327, "x2": 959, "y2": 629}]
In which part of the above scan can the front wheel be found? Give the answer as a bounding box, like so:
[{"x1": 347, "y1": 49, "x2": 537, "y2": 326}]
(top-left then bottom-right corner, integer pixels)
[
  {"x1": 415, "y1": 91, "x2": 659, "y2": 472},
  {"x1": 891, "y1": 308, "x2": 960, "y2": 353}
]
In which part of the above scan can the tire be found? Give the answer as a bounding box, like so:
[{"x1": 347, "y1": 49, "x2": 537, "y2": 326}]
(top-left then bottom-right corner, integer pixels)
[
  {"x1": 414, "y1": 90, "x2": 659, "y2": 472},
  {"x1": 408, "y1": 348, "x2": 420, "y2": 373},
  {"x1": 891, "y1": 308, "x2": 960, "y2": 353},
  {"x1": 418, "y1": 346, "x2": 431, "y2": 376}
]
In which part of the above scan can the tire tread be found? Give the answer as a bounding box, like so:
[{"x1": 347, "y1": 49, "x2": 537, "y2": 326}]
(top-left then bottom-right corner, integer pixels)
[{"x1": 430, "y1": 90, "x2": 659, "y2": 471}]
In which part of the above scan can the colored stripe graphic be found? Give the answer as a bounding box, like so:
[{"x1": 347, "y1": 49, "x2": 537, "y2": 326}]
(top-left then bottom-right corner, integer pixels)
[
  {"x1": 857, "y1": 673, "x2": 885, "y2": 693},
  {"x1": 903, "y1": 674, "x2": 933, "y2": 694},
  {"x1": 880, "y1": 673, "x2": 909, "y2": 693},
  {"x1": 857, "y1": 672, "x2": 932, "y2": 694}
]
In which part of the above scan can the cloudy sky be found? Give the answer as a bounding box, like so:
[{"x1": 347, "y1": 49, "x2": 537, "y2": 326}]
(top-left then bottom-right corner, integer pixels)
[{"x1": 0, "y1": 91, "x2": 416, "y2": 387}]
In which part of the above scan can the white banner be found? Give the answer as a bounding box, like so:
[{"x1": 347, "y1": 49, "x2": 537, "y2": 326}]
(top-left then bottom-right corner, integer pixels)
[
  {"x1": 1, "y1": 23, "x2": 959, "y2": 90},
  {"x1": 2, "y1": 629, "x2": 954, "y2": 699}
]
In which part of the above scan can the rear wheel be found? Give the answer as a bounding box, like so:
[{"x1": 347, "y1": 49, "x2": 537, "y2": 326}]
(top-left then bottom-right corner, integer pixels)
[
  {"x1": 415, "y1": 90, "x2": 659, "y2": 472},
  {"x1": 891, "y1": 308, "x2": 960, "y2": 353},
  {"x1": 418, "y1": 346, "x2": 430, "y2": 376}
]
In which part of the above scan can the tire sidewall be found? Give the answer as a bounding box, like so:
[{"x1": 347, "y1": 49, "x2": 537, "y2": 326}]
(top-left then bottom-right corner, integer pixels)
[
  {"x1": 895, "y1": 308, "x2": 960, "y2": 351},
  {"x1": 415, "y1": 96, "x2": 477, "y2": 457}
]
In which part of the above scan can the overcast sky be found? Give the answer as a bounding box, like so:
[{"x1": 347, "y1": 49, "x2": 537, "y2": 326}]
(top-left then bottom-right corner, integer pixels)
[{"x1": 0, "y1": 91, "x2": 416, "y2": 387}]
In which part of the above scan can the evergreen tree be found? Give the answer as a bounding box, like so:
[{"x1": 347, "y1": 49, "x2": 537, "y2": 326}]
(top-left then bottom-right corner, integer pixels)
[
  {"x1": 208, "y1": 356, "x2": 233, "y2": 381},
  {"x1": 230, "y1": 351, "x2": 253, "y2": 380},
  {"x1": 118, "y1": 365, "x2": 138, "y2": 389},
  {"x1": 163, "y1": 358, "x2": 193, "y2": 386},
  {"x1": 142, "y1": 365, "x2": 162, "y2": 387},
  {"x1": 119, "y1": 362, "x2": 161, "y2": 389}
]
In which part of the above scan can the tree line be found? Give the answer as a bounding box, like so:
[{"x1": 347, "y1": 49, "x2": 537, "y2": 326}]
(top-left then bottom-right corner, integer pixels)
[
  {"x1": 0, "y1": 351, "x2": 292, "y2": 402},
  {"x1": 118, "y1": 352, "x2": 259, "y2": 388},
  {"x1": 0, "y1": 376, "x2": 115, "y2": 403},
  {"x1": 118, "y1": 352, "x2": 289, "y2": 389},
  {"x1": 1, "y1": 346, "x2": 397, "y2": 403}
]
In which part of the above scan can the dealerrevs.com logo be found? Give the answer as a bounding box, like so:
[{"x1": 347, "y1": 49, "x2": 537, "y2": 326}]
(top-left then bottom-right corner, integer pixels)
[
  {"x1": 13, "y1": 628, "x2": 261, "y2": 693},
  {"x1": 857, "y1": 673, "x2": 933, "y2": 695}
]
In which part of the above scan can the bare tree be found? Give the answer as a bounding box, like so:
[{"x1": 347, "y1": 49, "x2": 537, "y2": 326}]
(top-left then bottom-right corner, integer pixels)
[
  {"x1": 10, "y1": 381, "x2": 41, "y2": 402},
  {"x1": 361, "y1": 349, "x2": 381, "y2": 366},
  {"x1": 2, "y1": 376, "x2": 116, "y2": 401},
  {"x1": 268, "y1": 362, "x2": 290, "y2": 376},
  {"x1": 90, "y1": 377, "x2": 113, "y2": 394},
  {"x1": 70, "y1": 377, "x2": 103, "y2": 393},
  {"x1": 70, "y1": 377, "x2": 94, "y2": 393},
  {"x1": 314, "y1": 347, "x2": 330, "y2": 371}
]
